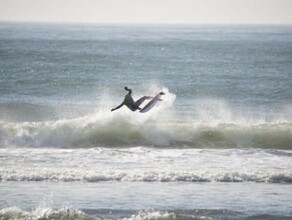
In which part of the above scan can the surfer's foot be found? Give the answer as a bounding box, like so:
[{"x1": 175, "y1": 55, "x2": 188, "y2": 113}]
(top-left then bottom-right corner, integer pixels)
[{"x1": 160, "y1": 92, "x2": 165, "y2": 95}]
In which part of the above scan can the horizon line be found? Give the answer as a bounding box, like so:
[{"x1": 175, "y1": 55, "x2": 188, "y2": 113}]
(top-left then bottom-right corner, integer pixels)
[{"x1": 1, "y1": 20, "x2": 292, "y2": 26}]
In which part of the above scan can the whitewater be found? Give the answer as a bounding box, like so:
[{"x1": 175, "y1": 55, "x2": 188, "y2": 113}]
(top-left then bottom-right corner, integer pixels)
[{"x1": 0, "y1": 23, "x2": 292, "y2": 219}]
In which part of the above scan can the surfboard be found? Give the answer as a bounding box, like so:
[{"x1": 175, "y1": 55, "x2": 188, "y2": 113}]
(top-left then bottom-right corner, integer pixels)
[{"x1": 140, "y1": 92, "x2": 165, "y2": 113}]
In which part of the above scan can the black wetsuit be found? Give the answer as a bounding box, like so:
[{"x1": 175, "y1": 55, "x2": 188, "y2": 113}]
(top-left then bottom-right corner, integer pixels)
[{"x1": 111, "y1": 87, "x2": 150, "y2": 112}]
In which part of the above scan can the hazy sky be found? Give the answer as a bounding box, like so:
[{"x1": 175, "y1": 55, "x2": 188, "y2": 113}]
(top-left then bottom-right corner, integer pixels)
[{"x1": 0, "y1": 0, "x2": 291, "y2": 24}]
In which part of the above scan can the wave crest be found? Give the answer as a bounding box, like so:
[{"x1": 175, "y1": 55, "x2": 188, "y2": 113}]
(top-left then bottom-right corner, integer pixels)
[{"x1": 0, "y1": 118, "x2": 291, "y2": 149}]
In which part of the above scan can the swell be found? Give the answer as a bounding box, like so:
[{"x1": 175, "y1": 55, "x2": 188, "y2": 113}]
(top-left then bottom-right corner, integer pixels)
[{"x1": 0, "y1": 115, "x2": 291, "y2": 149}]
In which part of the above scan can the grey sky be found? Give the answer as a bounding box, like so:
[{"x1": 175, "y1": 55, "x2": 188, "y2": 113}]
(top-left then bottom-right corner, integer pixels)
[{"x1": 0, "y1": 0, "x2": 291, "y2": 24}]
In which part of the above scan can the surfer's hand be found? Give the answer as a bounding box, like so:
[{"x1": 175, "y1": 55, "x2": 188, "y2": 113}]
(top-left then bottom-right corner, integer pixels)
[{"x1": 111, "y1": 108, "x2": 115, "y2": 112}]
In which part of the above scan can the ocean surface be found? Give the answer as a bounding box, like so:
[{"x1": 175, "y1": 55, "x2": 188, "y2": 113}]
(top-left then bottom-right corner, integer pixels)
[{"x1": 0, "y1": 22, "x2": 292, "y2": 219}]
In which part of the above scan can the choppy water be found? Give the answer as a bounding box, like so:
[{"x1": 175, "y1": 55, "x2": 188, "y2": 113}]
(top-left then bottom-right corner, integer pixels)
[{"x1": 0, "y1": 22, "x2": 291, "y2": 219}]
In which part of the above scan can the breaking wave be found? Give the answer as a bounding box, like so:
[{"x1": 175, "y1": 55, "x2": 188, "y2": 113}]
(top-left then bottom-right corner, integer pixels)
[
  {"x1": 0, "y1": 86, "x2": 291, "y2": 149},
  {"x1": 0, "y1": 117, "x2": 291, "y2": 149}
]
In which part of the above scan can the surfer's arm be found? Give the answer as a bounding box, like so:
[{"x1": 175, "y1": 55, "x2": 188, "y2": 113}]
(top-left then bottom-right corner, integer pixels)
[{"x1": 111, "y1": 102, "x2": 124, "y2": 111}]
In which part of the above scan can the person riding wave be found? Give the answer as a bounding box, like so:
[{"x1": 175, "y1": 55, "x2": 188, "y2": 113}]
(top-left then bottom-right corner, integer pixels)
[{"x1": 111, "y1": 87, "x2": 152, "y2": 112}]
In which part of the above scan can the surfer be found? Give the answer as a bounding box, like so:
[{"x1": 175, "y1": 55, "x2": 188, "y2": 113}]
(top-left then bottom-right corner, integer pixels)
[{"x1": 111, "y1": 87, "x2": 152, "y2": 112}]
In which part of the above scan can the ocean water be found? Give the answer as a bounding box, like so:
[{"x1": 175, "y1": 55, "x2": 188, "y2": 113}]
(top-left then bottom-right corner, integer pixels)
[{"x1": 0, "y1": 22, "x2": 292, "y2": 220}]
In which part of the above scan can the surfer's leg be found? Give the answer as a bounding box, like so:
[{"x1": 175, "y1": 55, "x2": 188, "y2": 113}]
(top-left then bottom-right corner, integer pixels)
[{"x1": 135, "y1": 96, "x2": 151, "y2": 107}]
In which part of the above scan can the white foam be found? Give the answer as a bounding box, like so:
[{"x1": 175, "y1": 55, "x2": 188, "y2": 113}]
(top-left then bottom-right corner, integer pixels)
[
  {"x1": 126, "y1": 210, "x2": 176, "y2": 220},
  {"x1": 0, "y1": 206, "x2": 94, "y2": 220},
  {"x1": 1, "y1": 148, "x2": 291, "y2": 183}
]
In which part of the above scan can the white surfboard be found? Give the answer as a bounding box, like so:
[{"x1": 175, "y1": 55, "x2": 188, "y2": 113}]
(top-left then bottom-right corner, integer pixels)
[{"x1": 140, "y1": 92, "x2": 165, "y2": 113}]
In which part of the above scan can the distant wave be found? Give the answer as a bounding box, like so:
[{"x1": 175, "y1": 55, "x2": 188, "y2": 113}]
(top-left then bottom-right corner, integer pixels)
[
  {"x1": 0, "y1": 116, "x2": 291, "y2": 149},
  {"x1": 0, "y1": 207, "x2": 289, "y2": 220}
]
